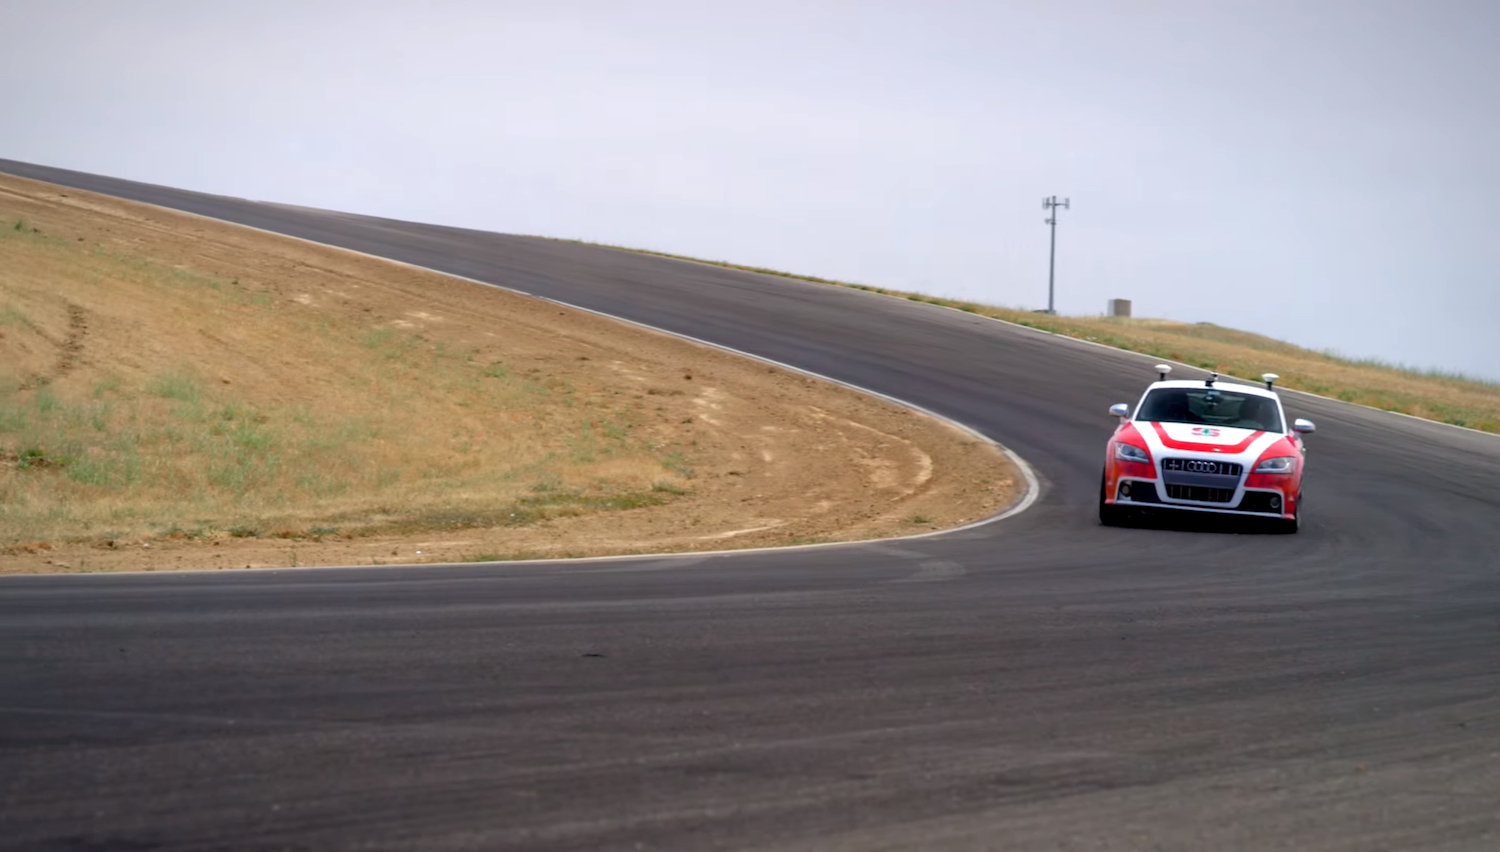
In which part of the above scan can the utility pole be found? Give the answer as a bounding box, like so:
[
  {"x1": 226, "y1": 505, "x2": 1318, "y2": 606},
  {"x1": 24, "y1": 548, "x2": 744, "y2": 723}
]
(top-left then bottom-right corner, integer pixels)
[{"x1": 1042, "y1": 195, "x2": 1070, "y2": 314}]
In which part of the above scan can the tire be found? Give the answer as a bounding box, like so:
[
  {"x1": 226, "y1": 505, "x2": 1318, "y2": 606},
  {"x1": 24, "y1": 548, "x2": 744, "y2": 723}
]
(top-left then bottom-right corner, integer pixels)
[
  {"x1": 1274, "y1": 493, "x2": 1301, "y2": 534},
  {"x1": 1099, "y1": 471, "x2": 1128, "y2": 527}
]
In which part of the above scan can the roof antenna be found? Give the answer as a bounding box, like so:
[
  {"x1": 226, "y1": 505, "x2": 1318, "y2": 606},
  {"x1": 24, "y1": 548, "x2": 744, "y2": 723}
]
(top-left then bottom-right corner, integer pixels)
[
  {"x1": 1205, "y1": 371, "x2": 1218, "y2": 387},
  {"x1": 1155, "y1": 364, "x2": 1172, "y2": 381},
  {"x1": 1262, "y1": 373, "x2": 1279, "y2": 390}
]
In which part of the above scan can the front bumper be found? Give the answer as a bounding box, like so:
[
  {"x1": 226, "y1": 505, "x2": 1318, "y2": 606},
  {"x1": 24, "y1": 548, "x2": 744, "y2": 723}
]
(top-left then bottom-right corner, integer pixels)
[{"x1": 1114, "y1": 478, "x2": 1290, "y2": 518}]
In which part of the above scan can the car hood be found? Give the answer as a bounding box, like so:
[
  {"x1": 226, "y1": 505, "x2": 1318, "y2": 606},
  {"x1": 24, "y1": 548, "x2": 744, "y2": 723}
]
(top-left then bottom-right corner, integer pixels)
[{"x1": 1137, "y1": 421, "x2": 1283, "y2": 460}]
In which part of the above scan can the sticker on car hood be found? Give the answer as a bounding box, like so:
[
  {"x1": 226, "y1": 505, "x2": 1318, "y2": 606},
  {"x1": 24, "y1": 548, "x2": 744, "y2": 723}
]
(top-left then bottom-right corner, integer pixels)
[{"x1": 1156, "y1": 422, "x2": 1256, "y2": 443}]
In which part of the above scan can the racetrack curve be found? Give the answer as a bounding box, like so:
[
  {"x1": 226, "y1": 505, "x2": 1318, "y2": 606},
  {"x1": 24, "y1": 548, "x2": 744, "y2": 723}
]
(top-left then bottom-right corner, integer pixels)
[{"x1": 3, "y1": 159, "x2": 1499, "y2": 851}]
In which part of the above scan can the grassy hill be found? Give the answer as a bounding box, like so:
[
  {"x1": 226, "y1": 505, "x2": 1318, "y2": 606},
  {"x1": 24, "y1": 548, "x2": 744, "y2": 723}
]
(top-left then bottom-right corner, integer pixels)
[
  {"x1": 0, "y1": 175, "x2": 1015, "y2": 571},
  {"x1": 0, "y1": 204, "x2": 682, "y2": 548}
]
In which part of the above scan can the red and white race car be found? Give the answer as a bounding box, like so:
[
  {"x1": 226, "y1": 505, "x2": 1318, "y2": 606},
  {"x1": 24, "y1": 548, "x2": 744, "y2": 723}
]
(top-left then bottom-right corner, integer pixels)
[{"x1": 1100, "y1": 365, "x2": 1316, "y2": 533}]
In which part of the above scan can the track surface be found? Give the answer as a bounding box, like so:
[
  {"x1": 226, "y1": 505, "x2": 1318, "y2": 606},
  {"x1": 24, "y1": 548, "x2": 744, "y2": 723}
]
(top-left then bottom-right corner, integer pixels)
[{"x1": 3, "y1": 160, "x2": 1499, "y2": 851}]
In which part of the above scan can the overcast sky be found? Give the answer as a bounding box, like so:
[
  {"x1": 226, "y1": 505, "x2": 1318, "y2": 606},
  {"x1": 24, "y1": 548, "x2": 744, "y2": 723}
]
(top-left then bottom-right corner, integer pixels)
[{"x1": 6, "y1": 0, "x2": 1498, "y2": 380}]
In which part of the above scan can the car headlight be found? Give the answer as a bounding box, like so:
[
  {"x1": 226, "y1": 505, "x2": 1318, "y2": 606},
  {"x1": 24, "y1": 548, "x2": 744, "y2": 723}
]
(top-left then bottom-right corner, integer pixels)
[
  {"x1": 1114, "y1": 442, "x2": 1150, "y2": 464},
  {"x1": 1254, "y1": 456, "x2": 1297, "y2": 474}
]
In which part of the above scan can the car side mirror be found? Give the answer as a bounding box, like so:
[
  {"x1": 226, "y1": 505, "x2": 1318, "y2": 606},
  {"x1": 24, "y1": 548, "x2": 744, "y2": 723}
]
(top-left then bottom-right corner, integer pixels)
[
  {"x1": 1109, "y1": 403, "x2": 1130, "y2": 420},
  {"x1": 1293, "y1": 418, "x2": 1316, "y2": 435}
]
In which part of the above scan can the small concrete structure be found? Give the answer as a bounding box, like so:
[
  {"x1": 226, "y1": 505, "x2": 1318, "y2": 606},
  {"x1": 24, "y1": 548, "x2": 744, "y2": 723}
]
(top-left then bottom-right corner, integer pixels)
[{"x1": 1107, "y1": 299, "x2": 1132, "y2": 318}]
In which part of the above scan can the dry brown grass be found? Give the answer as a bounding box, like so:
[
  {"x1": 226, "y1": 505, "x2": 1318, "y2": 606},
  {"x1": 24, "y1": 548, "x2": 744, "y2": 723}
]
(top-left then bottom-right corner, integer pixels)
[
  {"x1": 0, "y1": 175, "x2": 1018, "y2": 572},
  {"x1": 0, "y1": 210, "x2": 679, "y2": 544},
  {"x1": 563, "y1": 241, "x2": 1500, "y2": 434}
]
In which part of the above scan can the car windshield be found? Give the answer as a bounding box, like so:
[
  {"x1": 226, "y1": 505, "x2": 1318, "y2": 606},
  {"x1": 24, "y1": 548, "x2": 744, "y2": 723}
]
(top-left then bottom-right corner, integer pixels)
[{"x1": 1136, "y1": 387, "x2": 1283, "y2": 432}]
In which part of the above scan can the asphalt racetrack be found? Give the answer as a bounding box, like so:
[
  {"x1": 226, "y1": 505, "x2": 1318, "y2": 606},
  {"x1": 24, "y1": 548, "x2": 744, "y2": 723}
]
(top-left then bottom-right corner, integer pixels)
[{"x1": 3, "y1": 159, "x2": 1499, "y2": 851}]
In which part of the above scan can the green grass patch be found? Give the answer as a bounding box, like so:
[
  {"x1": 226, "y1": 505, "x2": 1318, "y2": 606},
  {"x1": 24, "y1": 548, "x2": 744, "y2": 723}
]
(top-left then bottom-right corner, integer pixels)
[
  {"x1": 147, "y1": 370, "x2": 201, "y2": 403},
  {"x1": 662, "y1": 450, "x2": 696, "y2": 479}
]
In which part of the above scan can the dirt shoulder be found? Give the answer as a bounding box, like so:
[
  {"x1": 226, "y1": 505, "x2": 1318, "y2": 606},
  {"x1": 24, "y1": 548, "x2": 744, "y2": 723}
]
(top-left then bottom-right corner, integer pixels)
[{"x1": 0, "y1": 174, "x2": 1020, "y2": 574}]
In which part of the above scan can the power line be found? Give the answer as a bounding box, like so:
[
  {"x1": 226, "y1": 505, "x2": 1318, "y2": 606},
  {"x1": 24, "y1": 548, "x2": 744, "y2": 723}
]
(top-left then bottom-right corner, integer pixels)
[{"x1": 1042, "y1": 195, "x2": 1070, "y2": 315}]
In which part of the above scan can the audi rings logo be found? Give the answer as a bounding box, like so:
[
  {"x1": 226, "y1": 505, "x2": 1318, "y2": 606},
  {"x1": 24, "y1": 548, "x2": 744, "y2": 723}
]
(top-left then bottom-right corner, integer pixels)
[{"x1": 1163, "y1": 458, "x2": 1241, "y2": 476}]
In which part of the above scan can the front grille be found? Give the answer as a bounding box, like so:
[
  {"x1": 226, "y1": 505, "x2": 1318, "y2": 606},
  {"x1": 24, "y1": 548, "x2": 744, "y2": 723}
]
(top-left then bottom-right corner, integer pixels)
[
  {"x1": 1165, "y1": 484, "x2": 1236, "y2": 503},
  {"x1": 1162, "y1": 458, "x2": 1243, "y2": 477}
]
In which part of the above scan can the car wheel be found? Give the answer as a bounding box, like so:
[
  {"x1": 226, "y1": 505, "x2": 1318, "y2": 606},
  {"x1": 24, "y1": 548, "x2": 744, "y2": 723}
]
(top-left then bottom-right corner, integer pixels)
[
  {"x1": 1099, "y1": 471, "x2": 1127, "y2": 527},
  {"x1": 1274, "y1": 493, "x2": 1300, "y2": 534}
]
